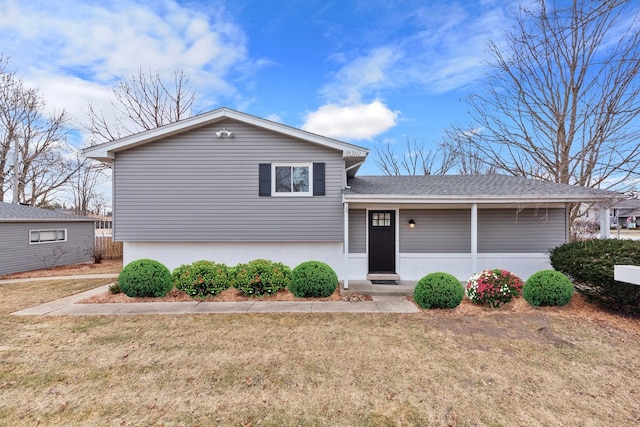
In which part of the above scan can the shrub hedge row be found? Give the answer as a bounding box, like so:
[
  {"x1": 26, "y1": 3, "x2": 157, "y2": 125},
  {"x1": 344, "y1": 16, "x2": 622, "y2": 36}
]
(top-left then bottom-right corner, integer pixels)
[
  {"x1": 118, "y1": 258, "x2": 338, "y2": 299},
  {"x1": 414, "y1": 268, "x2": 576, "y2": 310}
]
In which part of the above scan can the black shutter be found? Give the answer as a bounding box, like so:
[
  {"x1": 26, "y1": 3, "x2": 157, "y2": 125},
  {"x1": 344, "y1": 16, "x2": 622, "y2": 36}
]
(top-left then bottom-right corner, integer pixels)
[
  {"x1": 259, "y1": 163, "x2": 271, "y2": 196},
  {"x1": 313, "y1": 162, "x2": 325, "y2": 196}
]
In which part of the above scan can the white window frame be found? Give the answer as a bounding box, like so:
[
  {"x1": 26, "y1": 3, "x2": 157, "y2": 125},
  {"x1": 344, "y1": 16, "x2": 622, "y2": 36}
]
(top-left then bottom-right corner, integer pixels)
[
  {"x1": 271, "y1": 163, "x2": 313, "y2": 196},
  {"x1": 29, "y1": 229, "x2": 67, "y2": 244}
]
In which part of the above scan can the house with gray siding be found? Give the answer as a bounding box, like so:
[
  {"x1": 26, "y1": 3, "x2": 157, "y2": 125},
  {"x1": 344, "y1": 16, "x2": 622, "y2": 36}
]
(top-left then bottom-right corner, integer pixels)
[
  {"x1": 84, "y1": 108, "x2": 617, "y2": 286},
  {"x1": 0, "y1": 202, "x2": 96, "y2": 276}
]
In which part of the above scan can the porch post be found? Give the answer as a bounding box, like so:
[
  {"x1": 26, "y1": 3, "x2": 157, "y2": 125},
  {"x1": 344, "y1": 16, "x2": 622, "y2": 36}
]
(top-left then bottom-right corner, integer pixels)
[
  {"x1": 600, "y1": 208, "x2": 611, "y2": 239},
  {"x1": 471, "y1": 203, "x2": 478, "y2": 274},
  {"x1": 343, "y1": 201, "x2": 349, "y2": 290}
]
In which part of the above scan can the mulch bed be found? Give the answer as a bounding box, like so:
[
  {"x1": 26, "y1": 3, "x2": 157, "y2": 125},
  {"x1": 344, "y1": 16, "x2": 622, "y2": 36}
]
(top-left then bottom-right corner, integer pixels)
[{"x1": 80, "y1": 286, "x2": 373, "y2": 304}]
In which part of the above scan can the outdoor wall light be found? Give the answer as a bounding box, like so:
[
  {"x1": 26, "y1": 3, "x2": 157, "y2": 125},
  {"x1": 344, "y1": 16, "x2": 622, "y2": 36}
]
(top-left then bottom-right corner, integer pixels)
[
  {"x1": 408, "y1": 219, "x2": 416, "y2": 228},
  {"x1": 215, "y1": 128, "x2": 233, "y2": 138}
]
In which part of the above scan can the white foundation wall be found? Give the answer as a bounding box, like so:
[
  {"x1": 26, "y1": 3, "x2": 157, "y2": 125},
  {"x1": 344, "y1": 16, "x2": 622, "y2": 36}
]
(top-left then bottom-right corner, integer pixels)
[
  {"x1": 476, "y1": 254, "x2": 553, "y2": 281},
  {"x1": 124, "y1": 241, "x2": 345, "y2": 276},
  {"x1": 396, "y1": 253, "x2": 552, "y2": 281}
]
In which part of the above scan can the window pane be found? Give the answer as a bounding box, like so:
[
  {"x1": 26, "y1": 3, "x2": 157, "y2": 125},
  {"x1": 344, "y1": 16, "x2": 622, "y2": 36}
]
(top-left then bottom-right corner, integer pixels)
[
  {"x1": 275, "y1": 167, "x2": 291, "y2": 192},
  {"x1": 292, "y1": 166, "x2": 309, "y2": 192},
  {"x1": 57, "y1": 230, "x2": 66, "y2": 240},
  {"x1": 30, "y1": 231, "x2": 39, "y2": 242},
  {"x1": 39, "y1": 230, "x2": 57, "y2": 241}
]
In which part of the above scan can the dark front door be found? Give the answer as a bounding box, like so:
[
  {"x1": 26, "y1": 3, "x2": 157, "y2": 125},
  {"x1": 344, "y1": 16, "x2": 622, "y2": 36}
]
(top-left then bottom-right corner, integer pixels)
[{"x1": 368, "y1": 211, "x2": 396, "y2": 273}]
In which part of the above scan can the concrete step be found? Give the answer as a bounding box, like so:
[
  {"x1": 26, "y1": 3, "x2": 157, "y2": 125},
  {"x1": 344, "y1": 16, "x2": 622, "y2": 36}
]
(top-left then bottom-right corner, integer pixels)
[{"x1": 343, "y1": 280, "x2": 415, "y2": 297}]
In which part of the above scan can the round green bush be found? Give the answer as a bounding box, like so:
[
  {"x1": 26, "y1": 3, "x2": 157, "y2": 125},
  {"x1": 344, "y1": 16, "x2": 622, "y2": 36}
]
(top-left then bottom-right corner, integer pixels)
[
  {"x1": 230, "y1": 259, "x2": 291, "y2": 296},
  {"x1": 413, "y1": 272, "x2": 464, "y2": 309},
  {"x1": 523, "y1": 270, "x2": 574, "y2": 307},
  {"x1": 289, "y1": 261, "x2": 338, "y2": 298},
  {"x1": 118, "y1": 259, "x2": 173, "y2": 298},
  {"x1": 172, "y1": 260, "x2": 229, "y2": 297}
]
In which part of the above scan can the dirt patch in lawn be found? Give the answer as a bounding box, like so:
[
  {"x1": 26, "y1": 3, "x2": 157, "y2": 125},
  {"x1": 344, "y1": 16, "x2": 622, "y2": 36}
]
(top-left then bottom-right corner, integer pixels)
[{"x1": 418, "y1": 292, "x2": 640, "y2": 336}]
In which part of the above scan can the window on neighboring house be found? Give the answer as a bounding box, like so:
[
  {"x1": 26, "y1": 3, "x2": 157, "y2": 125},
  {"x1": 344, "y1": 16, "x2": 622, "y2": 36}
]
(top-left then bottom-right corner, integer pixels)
[
  {"x1": 273, "y1": 164, "x2": 312, "y2": 195},
  {"x1": 29, "y1": 229, "x2": 67, "y2": 244}
]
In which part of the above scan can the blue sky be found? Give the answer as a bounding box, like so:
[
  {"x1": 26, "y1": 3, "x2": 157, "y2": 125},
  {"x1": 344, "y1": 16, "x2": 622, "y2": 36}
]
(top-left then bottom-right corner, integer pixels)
[{"x1": 0, "y1": 0, "x2": 513, "y2": 176}]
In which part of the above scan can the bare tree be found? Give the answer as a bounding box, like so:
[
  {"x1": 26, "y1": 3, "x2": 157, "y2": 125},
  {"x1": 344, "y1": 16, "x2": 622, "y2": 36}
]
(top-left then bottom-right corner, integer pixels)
[
  {"x1": 448, "y1": 0, "x2": 640, "y2": 194},
  {"x1": 86, "y1": 69, "x2": 197, "y2": 145},
  {"x1": 0, "y1": 55, "x2": 81, "y2": 206},
  {"x1": 67, "y1": 155, "x2": 107, "y2": 216},
  {"x1": 375, "y1": 138, "x2": 457, "y2": 175}
]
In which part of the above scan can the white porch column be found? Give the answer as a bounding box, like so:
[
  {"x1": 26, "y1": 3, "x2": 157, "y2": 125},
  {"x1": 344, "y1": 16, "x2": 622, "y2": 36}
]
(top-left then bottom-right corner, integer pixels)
[
  {"x1": 471, "y1": 203, "x2": 478, "y2": 273},
  {"x1": 600, "y1": 208, "x2": 611, "y2": 239},
  {"x1": 343, "y1": 201, "x2": 349, "y2": 290}
]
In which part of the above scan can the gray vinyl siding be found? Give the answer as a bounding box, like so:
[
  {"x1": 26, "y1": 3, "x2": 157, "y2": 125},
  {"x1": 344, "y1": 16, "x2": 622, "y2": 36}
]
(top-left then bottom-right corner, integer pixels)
[
  {"x1": 478, "y1": 208, "x2": 566, "y2": 253},
  {"x1": 113, "y1": 119, "x2": 345, "y2": 242},
  {"x1": 0, "y1": 221, "x2": 94, "y2": 276},
  {"x1": 348, "y1": 209, "x2": 366, "y2": 253},
  {"x1": 399, "y1": 209, "x2": 471, "y2": 253}
]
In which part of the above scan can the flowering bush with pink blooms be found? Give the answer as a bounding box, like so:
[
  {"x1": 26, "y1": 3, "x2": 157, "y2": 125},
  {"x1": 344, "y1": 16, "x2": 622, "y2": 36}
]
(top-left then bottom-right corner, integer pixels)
[{"x1": 465, "y1": 269, "x2": 524, "y2": 308}]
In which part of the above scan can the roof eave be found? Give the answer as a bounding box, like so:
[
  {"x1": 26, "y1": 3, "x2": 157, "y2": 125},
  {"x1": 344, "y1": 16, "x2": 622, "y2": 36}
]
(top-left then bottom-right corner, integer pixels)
[{"x1": 342, "y1": 194, "x2": 613, "y2": 204}]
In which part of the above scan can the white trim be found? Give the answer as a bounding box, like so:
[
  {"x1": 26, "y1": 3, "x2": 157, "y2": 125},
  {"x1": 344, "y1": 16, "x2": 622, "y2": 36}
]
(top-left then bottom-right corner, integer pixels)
[
  {"x1": 471, "y1": 203, "x2": 478, "y2": 273},
  {"x1": 29, "y1": 228, "x2": 67, "y2": 244},
  {"x1": 343, "y1": 202, "x2": 349, "y2": 289},
  {"x1": 344, "y1": 194, "x2": 606, "y2": 204},
  {"x1": 84, "y1": 108, "x2": 369, "y2": 162}
]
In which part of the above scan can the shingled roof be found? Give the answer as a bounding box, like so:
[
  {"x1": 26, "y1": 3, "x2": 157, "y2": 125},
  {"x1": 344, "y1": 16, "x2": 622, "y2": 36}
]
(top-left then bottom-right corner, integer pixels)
[
  {"x1": 0, "y1": 202, "x2": 95, "y2": 222},
  {"x1": 344, "y1": 175, "x2": 620, "y2": 203}
]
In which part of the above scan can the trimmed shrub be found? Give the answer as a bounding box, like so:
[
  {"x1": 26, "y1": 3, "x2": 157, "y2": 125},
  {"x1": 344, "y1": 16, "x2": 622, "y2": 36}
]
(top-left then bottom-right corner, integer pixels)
[
  {"x1": 523, "y1": 270, "x2": 574, "y2": 307},
  {"x1": 172, "y1": 260, "x2": 230, "y2": 298},
  {"x1": 465, "y1": 269, "x2": 523, "y2": 308},
  {"x1": 549, "y1": 239, "x2": 640, "y2": 313},
  {"x1": 289, "y1": 261, "x2": 338, "y2": 298},
  {"x1": 118, "y1": 259, "x2": 173, "y2": 298},
  {"x1": 413, "y1": 272, "x2": 464, "y2": 309},
  {"x1": 231, "y1": 259, "x2": 291, "y2": 296}
]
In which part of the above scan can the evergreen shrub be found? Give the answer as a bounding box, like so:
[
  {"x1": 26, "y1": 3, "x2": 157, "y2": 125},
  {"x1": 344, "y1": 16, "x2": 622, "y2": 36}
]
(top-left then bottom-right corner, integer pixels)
[
  {"x1": 549, "y1": 239, "x2": 640, "y2": 313},
  {"x1": 231, "y1": 259, "x2": 291, "y2": 296},
  {"x1": 172, "y1": 260, "x2": 229, "y2": 297},
  {"x1": 523, "y1": 270, "x2": 574, "y2": 307},
  {"x1": 118, "y1": 259, "x2": 173, "y2": 298},
  {"x1": 413, "y1": 272, "x2": 464, "y2": 309},
  {"x1": 289, "y1": 261, "x2": 338, "y2": 298}
]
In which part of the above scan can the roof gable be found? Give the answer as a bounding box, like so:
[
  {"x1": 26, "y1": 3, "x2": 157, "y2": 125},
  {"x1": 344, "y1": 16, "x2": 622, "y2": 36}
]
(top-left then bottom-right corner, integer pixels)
[{"x1": 83, "y1": 108, "x2": 369, "y2": 164}]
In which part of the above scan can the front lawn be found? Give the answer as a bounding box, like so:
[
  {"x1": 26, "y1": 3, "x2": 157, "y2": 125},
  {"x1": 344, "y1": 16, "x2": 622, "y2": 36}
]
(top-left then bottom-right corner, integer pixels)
[{"x1": 1, "y1": 279, "x2": 639, "y2": 426}]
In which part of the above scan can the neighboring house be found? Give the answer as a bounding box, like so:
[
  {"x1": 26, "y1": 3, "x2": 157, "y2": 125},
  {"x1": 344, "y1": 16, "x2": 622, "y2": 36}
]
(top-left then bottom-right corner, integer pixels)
[
  {"x1": 611, "y1": 199, "x2": 640, "y2": 229},
  {"x1": 83, "y1": 108, "x2": 617, "y2": 285},
  {"x1": 0, "y1": 202, "x2": 96, "y2": 276}
]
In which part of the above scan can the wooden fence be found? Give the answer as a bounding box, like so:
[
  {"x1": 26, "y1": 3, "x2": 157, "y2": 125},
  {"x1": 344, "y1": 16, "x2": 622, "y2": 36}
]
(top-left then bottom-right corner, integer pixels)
[{"x1": 95, "y1": 236, "x2": 123, "y2": 259}]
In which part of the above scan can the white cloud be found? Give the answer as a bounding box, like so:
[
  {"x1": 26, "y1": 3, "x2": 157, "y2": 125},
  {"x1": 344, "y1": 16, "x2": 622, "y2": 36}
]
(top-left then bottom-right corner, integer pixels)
[
  {"x1": 321, "y1": 47, "x2": 401, "y2": 103},
  {"x1": 0, "y1": 0, "x2": 250, "y2": 122},
  {"x1": 319, "y1": 2, "x2": 511, "y2": 99},
  {"x1": 302, "y1": 101, "x2": 398, "y2": 140}
]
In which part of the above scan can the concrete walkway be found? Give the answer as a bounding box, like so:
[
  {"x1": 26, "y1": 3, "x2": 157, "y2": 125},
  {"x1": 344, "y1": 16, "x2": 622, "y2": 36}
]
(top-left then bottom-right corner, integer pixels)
[{"x1": 11, "y1": 283, "x2": 420, "y2": 316}]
